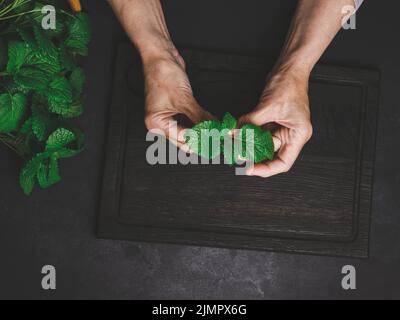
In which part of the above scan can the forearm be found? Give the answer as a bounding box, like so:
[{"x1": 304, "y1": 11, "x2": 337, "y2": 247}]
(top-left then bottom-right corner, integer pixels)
[
  {"x1": 274, "y1": 0, "x2": 359, "y2": 79},
  {"x1": 108, "y1": 0, "x2": 177, "y2": 64}
]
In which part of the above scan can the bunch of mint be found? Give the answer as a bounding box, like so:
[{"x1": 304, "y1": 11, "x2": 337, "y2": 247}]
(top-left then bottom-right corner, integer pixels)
[
  {"x1": 0, "y1": 1, "x2": 91, "y2": 195},
  {"x1": 185, "y1": 112, "x2": 275, "y2": 165}
]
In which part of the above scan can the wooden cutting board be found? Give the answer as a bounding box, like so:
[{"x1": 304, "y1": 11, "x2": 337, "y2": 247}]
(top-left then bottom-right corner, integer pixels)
[{"x1": 97, "y1": 43, "x2": 380, "y2": 258}]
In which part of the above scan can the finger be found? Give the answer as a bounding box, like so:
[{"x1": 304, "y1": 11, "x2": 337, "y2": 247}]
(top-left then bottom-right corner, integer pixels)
[
  {"x1": 169, "y1": 138, "x2": 192, "y2": 153},
  {"x1": 163, "y1": 129, "x2": 194, "y2": 154},
  {"x1": 167, "y1": 121, "x2": 188, "y2": 143},
  {"x1": 247, "y1": 140, "x2": 304, "y2": 178},
  {"x1": 163, "y1": 121, "x2": 195, "y2": 153},
  {"x1": 147, "y1": 115, "x2": 189, "y2": 150}
]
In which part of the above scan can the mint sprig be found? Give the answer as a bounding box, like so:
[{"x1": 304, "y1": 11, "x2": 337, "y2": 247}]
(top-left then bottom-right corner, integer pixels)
[
  {"x1": 0, "y1": 1, "x2": 91, "y2": 195},
  {"x1": 186, "y1": 112, "x2": 275, "y2": 165},
  {"x1": 19, "y1": 127, "x2": 84, "y2": 195}
]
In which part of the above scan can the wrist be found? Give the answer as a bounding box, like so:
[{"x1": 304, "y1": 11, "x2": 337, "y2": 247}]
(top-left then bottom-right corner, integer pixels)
[
  {"x1": 272, "y1": 45, "x2": 318, "y2": 83},
  {"x1": 273, "y1": 57, "x2": 312, "y2": 84},
  {"x1": 268, "y1": 65, "x2": 310, "y2": 94},
  {"x1": 137, "y1": 36, "x2": 182, "y2": 68}
]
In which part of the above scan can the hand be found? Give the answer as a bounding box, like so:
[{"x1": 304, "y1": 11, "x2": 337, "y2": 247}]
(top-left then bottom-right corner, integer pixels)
[
  {"x1": 238, "y1": 68, "x2": 313, "y2": 178},
  {"x1": 143, "y1": 53, "x2": 215, "y2": 150}
]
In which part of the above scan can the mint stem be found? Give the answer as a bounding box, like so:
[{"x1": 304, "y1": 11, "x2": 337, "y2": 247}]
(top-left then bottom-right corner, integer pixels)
[{"x1": 0, "y1": 133, "x2": 29, "y2": 157}]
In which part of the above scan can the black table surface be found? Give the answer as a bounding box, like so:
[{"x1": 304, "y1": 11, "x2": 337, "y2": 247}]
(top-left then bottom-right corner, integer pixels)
[{"x1": 0, "y1": 0, "x2": 399, "y2": 299}]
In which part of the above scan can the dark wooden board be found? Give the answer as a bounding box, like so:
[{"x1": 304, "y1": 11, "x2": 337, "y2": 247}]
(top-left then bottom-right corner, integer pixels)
[{"x1": 97, "y1": 43, "x2": 380, "y2": 258}]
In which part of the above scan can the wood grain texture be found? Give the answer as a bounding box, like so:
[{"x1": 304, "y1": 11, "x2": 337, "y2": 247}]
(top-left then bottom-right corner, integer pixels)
[{"x1": 97, "y1": 43, "x2": 380, "y2": 258}]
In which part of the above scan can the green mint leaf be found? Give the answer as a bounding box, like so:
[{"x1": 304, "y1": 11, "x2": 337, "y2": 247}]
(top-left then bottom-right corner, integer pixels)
[
  {"x1": 19, "y1": 153, "x2": 44, "y2": 195},
  {"x1": 45, "y1": 127, "x2": 84, "y2": 159},
  {"x1": 19, "y1": 117, "x2": 35, "y2": 148},
  {"x1": 17, "y1": 27, "x2": 61, "y2": 75},
  {"x1": 45, "y1": 20, "x2": 65, "y2": 39},
  {"x1": 69, "y1": 12, "x2": 92, "y2": 43},
  {"x1": 32, "y1": 104, "x2": 51, "y2": 141},
  {"x1": 14, "y1": 67, "x2": 50, "y2": 91},
  {"x1": 262, "y1": 130, "x2": 275, "y2": 160},
  {"x1": 185, "y1": 120, "x2": 222, "y2": 160},
  {"x1": 37, "y1": 155, "x2": 61, "y2": 189},
  {"x1": 222, "y1": 137, "x2": 237, "y2": 166},
  {"x1": 65, "y1": 12, "x2": 91, "y2": 56},
  {"x1": 220, "y1": 113, "x2": 237, "y2": 162},
  {"x1": 222, "y1": 133, "x2": 248, "y2": 166},
  {"x1": 60, "y1": 101, "x2": 84, "y2": 119},
  {"x1": 221, "y1": 112, "x2": 237, "y2": 131},
  {"x1": 46, "y1": 127, "x2": 76, "y2": 150},
  {"x1": 69, "y1": 67, "x2": 85, "y2": 95},
  {"x1": 17, "y1": 28, "x2": 37, "y2": 51},
  {"x1": 59, "y1": 45, "x2": 75, "y2": 71},
  {"x1": 6, "y1": 41, "x2": 29, "y2": 73},
  {"x1": 65, "y1": 38, "x2": 88, "y2": 57},
  {"x1": 0, "y1": 93, "x2": 27, "y2": 133},
  {"x1": 27, "y1": 26, "x2": 61, "y2": 75},
  {"x1": 240, "y1": 124, "x2": 274, "y2": 164},
  {"x1": 47, "y1": 76, "x2": 73, "y2": 115}
]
